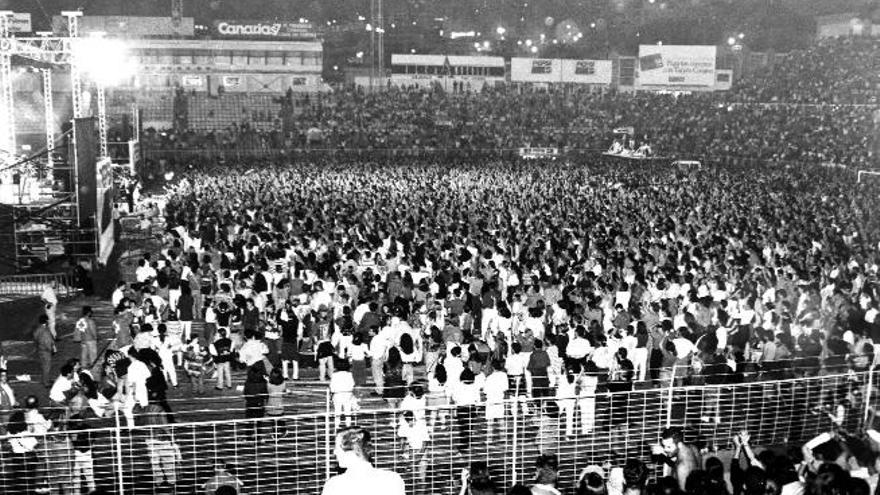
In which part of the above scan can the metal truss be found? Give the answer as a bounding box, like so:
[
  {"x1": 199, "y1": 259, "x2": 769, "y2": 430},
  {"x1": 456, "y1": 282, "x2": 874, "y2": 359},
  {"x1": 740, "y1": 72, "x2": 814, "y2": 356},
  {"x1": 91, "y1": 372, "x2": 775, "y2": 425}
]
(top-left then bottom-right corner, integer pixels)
[{"x1": 0, "y1": 11, "x2": 109, "y2": 162}]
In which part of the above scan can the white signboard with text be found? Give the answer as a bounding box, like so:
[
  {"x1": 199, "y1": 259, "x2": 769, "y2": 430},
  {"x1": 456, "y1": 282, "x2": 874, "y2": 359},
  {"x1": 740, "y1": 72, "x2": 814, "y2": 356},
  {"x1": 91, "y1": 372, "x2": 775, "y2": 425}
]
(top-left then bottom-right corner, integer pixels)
[
  {"x1": 511, "y1": 58, "x2": 561, "y2": 83},
  {"x1": 10, "y1": 13, "x2": 32, "y2": 33},
  {"x1": 637, "y1": 45, "x2": 716, "y2": 88},
  {"x1": 560, "y1": 59, "x2": 612, "y2": 84}
]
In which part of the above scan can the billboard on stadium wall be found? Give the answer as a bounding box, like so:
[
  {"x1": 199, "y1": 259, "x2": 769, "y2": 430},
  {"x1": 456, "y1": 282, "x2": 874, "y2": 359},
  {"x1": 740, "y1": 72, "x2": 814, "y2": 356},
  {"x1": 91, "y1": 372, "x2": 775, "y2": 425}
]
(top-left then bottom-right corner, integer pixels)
[
  {"x1": 637, "y1": 45, "x2": 717, "y2": 88},
  {"x1": 212, "y1": 20, "x2": 316, "y2": 39},
  {"x1": 9, "y1": 13, "x2": 32, "y2": 33},
  {"x1": 511, "y1": 58, "x2": 562, "y2": 82},
  {"x1": 511, "y1": 58, "x2": 612, "y2": 84},
  {"x1": 560, "y1": 59, "x2": 612, "y2": 84}
]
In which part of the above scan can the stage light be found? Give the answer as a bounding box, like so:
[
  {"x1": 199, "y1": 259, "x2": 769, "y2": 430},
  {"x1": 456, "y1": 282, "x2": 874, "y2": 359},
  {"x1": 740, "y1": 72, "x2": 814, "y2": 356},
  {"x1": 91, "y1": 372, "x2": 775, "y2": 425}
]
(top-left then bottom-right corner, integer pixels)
[
  {"x1": 164, "y1": 171, "x2": 174, "y2": 181},
  {"x1": 74, "y1": 35, "x2": 135, "y2": 85}
]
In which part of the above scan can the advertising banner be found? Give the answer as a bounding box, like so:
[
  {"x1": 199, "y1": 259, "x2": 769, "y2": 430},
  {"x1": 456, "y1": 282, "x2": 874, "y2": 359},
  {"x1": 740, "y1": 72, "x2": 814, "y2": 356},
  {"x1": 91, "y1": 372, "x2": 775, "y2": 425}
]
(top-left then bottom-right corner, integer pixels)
[
  {"x1": 213, "y1": 20, "x2": 316, "y2": 39},
  {"x1": 513, "y1": 58, "x2": 611, "y2": 84},
  {"x1": 637, "y1": 45, "x2": 717, "y2": 87},
  {"x1": 181, "y1": 75, "x2": 205, "y2": 88},
  {"x1": 10, "y1": 13, "x2": 32, "y2": 33},
  {"x1": 511, "y1": 58, "x2": 560, "y2": 82},
  {"x1": 560, "y1": 59, "x2": 612, "y2": 84},
  {"x1": 222, "y1": 76, "x2": 243, "y2": 88}
]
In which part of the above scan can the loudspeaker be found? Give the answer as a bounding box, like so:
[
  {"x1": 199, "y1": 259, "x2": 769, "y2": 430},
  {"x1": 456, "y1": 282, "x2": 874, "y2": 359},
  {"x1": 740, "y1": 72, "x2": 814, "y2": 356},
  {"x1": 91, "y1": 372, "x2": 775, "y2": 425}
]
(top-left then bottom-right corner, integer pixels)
[{"x1": 72, "y1": 117, "x2": 97, "y2": 228}]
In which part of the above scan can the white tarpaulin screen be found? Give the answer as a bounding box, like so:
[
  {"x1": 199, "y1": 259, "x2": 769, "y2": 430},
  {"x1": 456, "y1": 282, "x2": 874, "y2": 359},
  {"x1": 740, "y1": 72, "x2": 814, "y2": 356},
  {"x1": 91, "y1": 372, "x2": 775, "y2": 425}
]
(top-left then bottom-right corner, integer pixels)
[{"x1": 637, "y1": 45, "x2": 717, "y2": 87}]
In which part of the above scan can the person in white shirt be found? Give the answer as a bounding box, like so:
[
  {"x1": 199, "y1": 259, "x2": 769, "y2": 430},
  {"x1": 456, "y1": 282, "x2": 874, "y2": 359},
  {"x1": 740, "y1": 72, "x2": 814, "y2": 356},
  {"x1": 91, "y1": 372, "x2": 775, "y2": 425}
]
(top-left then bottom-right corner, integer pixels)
[
  {"x1": 577, "y1": 362, "x2": 599, "y2": 435},
  {"x1": 49, "y1": 364, "x2": 77, "y2": 405},
  {"x1": 41, "y1": 283, "x2": 59, "y2": 338},
  {"x1": 330, "y1": 359, "x2": 356, "y2": 429},
  {"x1": 370, "y1": 333, "x2": 389, "y2": 395},
  {"x1": 322, "y1": 426, "x2": 405, "y2": 495},
  {"x1": 445, "y1": 346, "x2": 465, "y2": 393},
  {"x1": 397, "y1": 409, "x2": 430, "y2": 479},
  {"x1": 556, "y1": 369, "x2": 577, "y2": 438},
  {"x1": 399, "y1": 383, "x2": 427, "y2": 425},
  {"x1": 24, "y1": 395, "x2": 51, "y2": 435},
  {"x1": 452, "y1": 369, "x2": 481, "y2": 452},
  {"x1": 238, "y1": 330, "x2": 269, "y2": 368},
  {"x1": 672, "y1": 330, "x2": 696, "y2": 360},
  {"x1": 567, "y1": 326, "x2": 593, "y2": 361},
  {"x1": 505, "y1": 341, "x2": 530, "y2": 416},
  {"x1": 483, "y1": 360, "x2": 509, "y2": 441},
  {"x1": 111, "y1": 281, "x2": 127, "y2": 309},
  {"x1": 135, "y1": 259, "x2": 156, "y2": 284},
  {"x1": 124, "y1": 350, "x2": 151, "y2": 426}
]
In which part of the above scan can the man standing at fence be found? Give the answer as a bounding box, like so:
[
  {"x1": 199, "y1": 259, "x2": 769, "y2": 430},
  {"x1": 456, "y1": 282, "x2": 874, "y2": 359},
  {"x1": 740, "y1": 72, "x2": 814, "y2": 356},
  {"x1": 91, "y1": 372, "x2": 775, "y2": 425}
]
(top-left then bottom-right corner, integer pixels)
[
  {"x1": 41, "y1": 282, "x2": 58, "y2": 339},
  {"x1": 653, "y1": 427, "x2": 701, "y2": 491},
  {"x1": 33, "y1": 315, "x2": 55, "y2": 387},
  {"x1": 75, "y1": 306, "x2": 98, "y2": 371},
  {"x1": 210, "y1": 328, "x2": 234, "y2": 390},
  {"x1": 322, "y1": 426, "x2": 405, "y2": 495}
]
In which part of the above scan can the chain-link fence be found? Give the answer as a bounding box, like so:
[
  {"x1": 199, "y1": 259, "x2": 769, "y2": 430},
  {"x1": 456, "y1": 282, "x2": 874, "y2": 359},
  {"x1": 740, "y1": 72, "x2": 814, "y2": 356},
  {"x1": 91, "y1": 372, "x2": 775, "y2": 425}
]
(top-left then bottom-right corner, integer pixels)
[{"x1": 0, "y1": 371, "x2": 873, "y2": 494}]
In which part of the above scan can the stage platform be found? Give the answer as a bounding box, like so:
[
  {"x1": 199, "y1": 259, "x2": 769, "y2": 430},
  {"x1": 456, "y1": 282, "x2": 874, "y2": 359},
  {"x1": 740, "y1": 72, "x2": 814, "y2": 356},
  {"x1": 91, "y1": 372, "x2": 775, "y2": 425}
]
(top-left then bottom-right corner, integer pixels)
[{"x1": 601, "y1": 151, "x2": 669, "y2": 161}]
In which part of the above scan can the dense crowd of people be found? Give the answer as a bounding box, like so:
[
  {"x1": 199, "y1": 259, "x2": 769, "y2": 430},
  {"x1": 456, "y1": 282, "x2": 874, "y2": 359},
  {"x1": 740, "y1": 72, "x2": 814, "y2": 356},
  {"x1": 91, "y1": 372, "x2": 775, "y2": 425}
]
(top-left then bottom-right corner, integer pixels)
[
  {"x1": 730, "y1": 38, "x2": 880, "y2": 105},
  {"x1": 137, "y1": 38, "x2": 878, "y2": 171}
]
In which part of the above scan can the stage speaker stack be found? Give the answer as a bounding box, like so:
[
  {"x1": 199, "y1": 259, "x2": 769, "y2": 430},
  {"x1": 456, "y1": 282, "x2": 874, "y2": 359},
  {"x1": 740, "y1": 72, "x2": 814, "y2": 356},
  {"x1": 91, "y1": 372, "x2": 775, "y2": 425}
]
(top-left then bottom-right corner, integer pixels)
[{"x1": 71, "y1": 117, "x2": 98, "y2": 228}]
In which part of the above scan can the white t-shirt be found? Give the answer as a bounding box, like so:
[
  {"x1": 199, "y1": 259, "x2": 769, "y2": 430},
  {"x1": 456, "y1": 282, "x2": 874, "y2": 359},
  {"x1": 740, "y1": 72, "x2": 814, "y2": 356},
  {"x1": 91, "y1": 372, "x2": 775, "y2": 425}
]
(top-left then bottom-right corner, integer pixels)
[
  {"x1": 49, "y1": 375, "x2": 73, "y2": 403},
  {"x1": 673, "y1": 337, "x2": 696, "y2": 359},
  {"x1": 41, "y1": 287, "x2": 58, "y2": 306},
  {"x1": 398, "y1": 419, "x2": 430, "y2": 450},
  {"x1": 321, "y1": 461, "x2": 405, "y2": 495}
]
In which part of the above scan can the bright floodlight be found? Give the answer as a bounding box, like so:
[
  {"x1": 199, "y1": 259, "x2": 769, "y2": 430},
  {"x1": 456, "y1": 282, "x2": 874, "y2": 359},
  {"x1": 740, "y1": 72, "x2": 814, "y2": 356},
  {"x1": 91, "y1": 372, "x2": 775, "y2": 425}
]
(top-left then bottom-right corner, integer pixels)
[{"x1": 75, "y1": 35, "x2": 135, "y2": 85}]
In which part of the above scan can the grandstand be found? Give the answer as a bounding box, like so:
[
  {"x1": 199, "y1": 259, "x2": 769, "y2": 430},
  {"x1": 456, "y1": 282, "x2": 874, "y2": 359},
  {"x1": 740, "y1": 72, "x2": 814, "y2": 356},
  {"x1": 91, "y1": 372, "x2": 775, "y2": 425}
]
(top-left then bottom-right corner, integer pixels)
[{"x1": 186, "y1": 94, "x2": 283, "y2": 132}]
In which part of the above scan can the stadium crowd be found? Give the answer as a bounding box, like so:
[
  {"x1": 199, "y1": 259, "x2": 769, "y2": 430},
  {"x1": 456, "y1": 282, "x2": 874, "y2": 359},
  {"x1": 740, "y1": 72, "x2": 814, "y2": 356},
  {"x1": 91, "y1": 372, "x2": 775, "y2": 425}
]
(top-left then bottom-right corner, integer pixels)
[
  {"x1": 2, "y1": 35, "x2": 880, "y2": 495},
  {"x1": 138, "y1": 37, "x2": 878, "y2": 171},
  {"x1": 729, "y1": 37, "x2": 880, "y2": 105}
]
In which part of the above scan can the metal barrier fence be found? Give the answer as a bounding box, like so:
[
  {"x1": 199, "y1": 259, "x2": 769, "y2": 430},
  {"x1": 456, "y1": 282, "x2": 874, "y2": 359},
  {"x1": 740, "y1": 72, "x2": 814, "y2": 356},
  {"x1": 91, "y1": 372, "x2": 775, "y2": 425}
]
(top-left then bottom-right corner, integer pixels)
[
  {"x1": 0, "y1": 272, "x2": 79, "y2": 299},
  {"x1": 0, "y1": 371, "x2": 873, "y2": 494}
]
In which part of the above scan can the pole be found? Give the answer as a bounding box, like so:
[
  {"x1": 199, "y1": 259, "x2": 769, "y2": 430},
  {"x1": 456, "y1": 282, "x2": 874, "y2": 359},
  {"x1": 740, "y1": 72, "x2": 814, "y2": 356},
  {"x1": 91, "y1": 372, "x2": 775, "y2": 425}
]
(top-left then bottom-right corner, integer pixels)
[
  {"x1": 665, "y1": 363, "x2": 676, "y2": 427},
  {"x1": 42, "y1": 69, "x2": 54, "y2": 170},
  {"x1": 864, "y1": 367, "x2": 874, "y2": 427},
  {"x1": 377, "y1": 0, "x2": 384, "y2": 85},
  {"x1": 325, "y1": 388, "x2": 332, "y2": 481},
  {"x1": 369, "y1": 0, "x2": 375, "y2": 92},
  {"x1": 63, "y1": 12, "x2": 84, "y2": 119},
  {"x1": 511, "y1": 398, "x2": 518, "y2": 485},
  {"x1": 114, "y1": 404, "x2": 126, "y2": 495},
  {"x1": 97, "y1": 82, "x2": 108, "y2": 158}
]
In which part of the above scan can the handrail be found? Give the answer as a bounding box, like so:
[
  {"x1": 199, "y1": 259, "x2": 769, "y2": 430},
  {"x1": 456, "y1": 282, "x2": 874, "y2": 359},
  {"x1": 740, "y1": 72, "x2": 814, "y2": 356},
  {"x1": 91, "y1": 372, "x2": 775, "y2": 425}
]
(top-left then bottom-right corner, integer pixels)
[{"x1": 0, "y1": 272, "x2": 79, "y2": 299}]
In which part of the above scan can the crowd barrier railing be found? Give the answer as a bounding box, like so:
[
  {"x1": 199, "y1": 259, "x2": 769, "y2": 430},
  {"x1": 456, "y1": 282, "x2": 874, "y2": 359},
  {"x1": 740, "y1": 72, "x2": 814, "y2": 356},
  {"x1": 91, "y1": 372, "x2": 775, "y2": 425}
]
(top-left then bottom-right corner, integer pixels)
[
  {"x1": 0, "y1": 371, "x2": 875, "y2": 494},
  {"x1": 0, "y1": 272, "x2": 79, "y2": 300}
]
